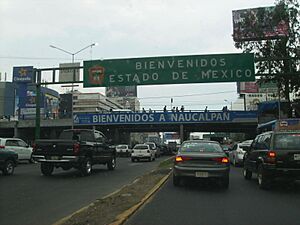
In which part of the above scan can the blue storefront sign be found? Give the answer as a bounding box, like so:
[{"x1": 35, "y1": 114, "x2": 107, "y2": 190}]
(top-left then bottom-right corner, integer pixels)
[
  {"x1": 74, "y1": 111, "x2": 257, "y2": 125},
  {"x1": 13, "y1": 66, "x2": 34, "y2": 83}
]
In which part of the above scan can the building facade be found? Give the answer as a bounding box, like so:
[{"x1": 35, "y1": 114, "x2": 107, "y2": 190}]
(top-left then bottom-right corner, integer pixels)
[{"x1": 72, "y1": 92, "x2": 124, "y2": 114}]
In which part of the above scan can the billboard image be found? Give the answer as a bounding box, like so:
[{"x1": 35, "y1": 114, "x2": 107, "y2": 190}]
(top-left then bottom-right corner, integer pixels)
[
  {"x1": 237, "y1": 81, "x2": 258, "y2": 94},
  {"x1": 232, "y1": 5, "x2": 289, "y2": 41},
  {"x1": 106, "y1": 86, "x2": 137, "y2": 97}
]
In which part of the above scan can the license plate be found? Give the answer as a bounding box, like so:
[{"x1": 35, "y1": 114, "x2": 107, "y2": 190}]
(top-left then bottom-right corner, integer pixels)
[
  {"x1": 195, "y1": 172, "x2": 208, "y2": 178},
  {"x1": 51, "y1": 156, "x2": 60, "y2": 160},
  {"x1": 294, "y1": 154, "x2": 300, "y2": 160}
]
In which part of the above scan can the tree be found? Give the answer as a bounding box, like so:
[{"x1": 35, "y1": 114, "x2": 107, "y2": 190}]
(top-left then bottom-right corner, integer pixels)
[{"x1": 234, "y1": 0, "x2": 300, "y2": 117}]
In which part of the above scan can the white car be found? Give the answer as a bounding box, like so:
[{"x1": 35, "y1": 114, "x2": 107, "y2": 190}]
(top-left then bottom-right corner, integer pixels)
[
  {"x1": 131, "y1": 144, "x2": 155, "y2": 162},
  {"x1": 229, "y1": 140, "x2": 253, "y2": 166},
  {"x1": 116, "y1": 144, "x2": 131, "y2": 157},
  {"x1": 0, "y1": 138, "x2": 33, "y2": 163},
  {"x1": 144, "y1": 142, "x2": 160, "y2": 157}
]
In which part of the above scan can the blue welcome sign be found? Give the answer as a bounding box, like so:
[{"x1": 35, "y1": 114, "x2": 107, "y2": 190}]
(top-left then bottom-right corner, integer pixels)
[{"x1": 74, "y1": 111, "x2": 257, "y2": 125}]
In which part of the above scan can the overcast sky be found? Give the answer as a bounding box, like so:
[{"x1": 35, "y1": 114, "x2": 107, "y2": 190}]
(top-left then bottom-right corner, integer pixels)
[{"x1": 0, "y1": 0, "x2": 275, "y2": 110}]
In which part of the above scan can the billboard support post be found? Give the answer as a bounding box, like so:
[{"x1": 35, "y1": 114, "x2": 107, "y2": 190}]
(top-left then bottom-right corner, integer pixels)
[{"x1": 35, "y1": 69, "x2": 41, "y2": 140}]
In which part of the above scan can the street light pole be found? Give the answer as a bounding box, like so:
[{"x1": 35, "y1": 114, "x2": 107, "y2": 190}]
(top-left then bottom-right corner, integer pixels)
[{"x1": 49, "y1": 43, "x2": 97, "y2": 129}]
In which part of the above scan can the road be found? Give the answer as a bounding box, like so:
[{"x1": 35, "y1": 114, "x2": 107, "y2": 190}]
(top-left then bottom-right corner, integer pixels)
[
  {"x1": 0, "y1": 156, "x2": 167, "y2": 225},
  {"x1": 126, "y1": 166, "x2": 300, "y2": 225}
]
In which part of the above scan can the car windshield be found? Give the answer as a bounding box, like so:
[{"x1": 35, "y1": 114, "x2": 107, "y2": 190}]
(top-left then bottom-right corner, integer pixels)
[
  {"x1": 180, "y1": 142, "x2": 223, "y2": 153},
  {"x1": 59, "y1": 130, "x2": 94, "y2": 142},
  {"x1": 134, "y1": 145, "x2": 148, "y2": 150},
  {"x1": 145, "y1": 143, "x2": 155, "y2": 149},
  {"x1": 274, "y1": 133, "x2": 300, "y2": 150},
  {"x1": 117, "y1": 145, "x2": 127, "y2": 149}
]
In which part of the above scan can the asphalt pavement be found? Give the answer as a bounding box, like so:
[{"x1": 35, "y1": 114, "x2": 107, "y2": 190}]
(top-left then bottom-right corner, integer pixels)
[
  {"x1": 0, "y1": 156, "x2": 168, "y2": 225},
  {"x1": 125, "y1": 166, "x2": 300, "y2": 225}
]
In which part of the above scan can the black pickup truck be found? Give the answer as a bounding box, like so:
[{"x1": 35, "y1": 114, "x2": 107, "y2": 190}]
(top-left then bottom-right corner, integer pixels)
[{"x1": 32, "y1": 129, "x2": 116, "y2": 176}]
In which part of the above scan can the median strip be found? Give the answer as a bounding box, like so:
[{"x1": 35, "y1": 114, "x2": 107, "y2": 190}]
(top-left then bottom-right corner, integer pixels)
[{"x1": 52, "y1": 156, "x2": 174, "y2": 225}]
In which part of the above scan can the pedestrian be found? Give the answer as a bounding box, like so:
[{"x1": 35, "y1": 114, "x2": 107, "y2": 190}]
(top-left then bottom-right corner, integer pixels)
[
  {"x1": 176, "y1": 107, "x2": 179, "y2": 112},
  {"x1": 142, "y1": 108, "x2": 146, "y2": 113},
  {"x1": 172, "y1": 107, "x2": 175, "y2": 112},
  {"x1": 180, "y1": 105, "x2": 184, "y2": 112},
  {"x1": 204, "y1": 106, "x2": 208, "y2": 112},
  {"x1": 163, "y1": 105, "x2": 167, "y2": 112},
  {"x1": 149, "y1": 108, "x2": 152, "y2": 113}
]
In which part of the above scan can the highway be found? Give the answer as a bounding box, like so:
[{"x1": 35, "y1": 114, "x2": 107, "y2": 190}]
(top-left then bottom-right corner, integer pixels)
[
  {"x1": 0, "y1": 157, "x2": 167, "y2": 225},
  {"x1": 126, "y1": 166, "x2": 300, "y2": 225}
]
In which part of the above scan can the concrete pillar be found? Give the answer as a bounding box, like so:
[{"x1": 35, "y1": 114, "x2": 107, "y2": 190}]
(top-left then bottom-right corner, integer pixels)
[
  {"x1": 180, "y1": 124, "x2": 184, "y2": 143},
  {"x1": 114, "y1": 128, "x2": 120, "y2": 144},
  {"x1": 13, "y1": 122, "x2": 18, "y2": 138}
]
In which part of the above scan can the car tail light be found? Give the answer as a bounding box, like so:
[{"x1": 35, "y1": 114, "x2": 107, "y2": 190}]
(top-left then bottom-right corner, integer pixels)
[
  {"x1": 73, "y1": 143, "x2": 80, "y2": 155},
  {"x1": 213, "y1": 157, "x2": 229, "y2": 164},
  {"x1": 268, "y1": 151, "x2": 276, "y2": 158},
  {"x1": 175, "y1": 156, "x2": 191, "y2": 162},
  {"x1": 266, "y1": 151, "x2": 276, "y2": 163},
  {"x1": 32, "y1": 143, "x2": 37, "y2": 152},
  {"x1": 0, "y1": 145, "x2": 5, "y2": 149}
]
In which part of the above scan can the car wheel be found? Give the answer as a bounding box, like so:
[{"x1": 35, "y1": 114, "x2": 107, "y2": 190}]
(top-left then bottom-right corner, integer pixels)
[
  {"x1": 80, "y1": 157, "x2": 92, "y2": 176},
  {"x1": 173, "y1": 174, "x2": 180, "y2": 186},
  {"x1": 41, "y1": 162, "x2": 54, "y2": 176},
  {"x1": 107, "y1": 157, "x2": 116, "y2": 170},
  {"x1": 257, "y1": 165, "x2": 271, "y2": 190},
  {"x1": 221, "y1": 175, "x2": 229, "y2": 189},
  {"x1": 3, "y1": 160, "x2": 15, "y2": 175},
  {"x1": 29, "y1": 154, "x2": 35, "y2": 163},
  {"x1": 233, "y1": 157, "x2": 237, "y2": 167},
  {"x1": 243, "y1": 167, "x2": 252, "y2": 180}
]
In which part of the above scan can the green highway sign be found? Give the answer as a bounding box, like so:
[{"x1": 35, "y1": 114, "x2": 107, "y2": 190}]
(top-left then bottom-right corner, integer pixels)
[{"x1": 83, "y1": 53, "x2": 255, "y2": 87}]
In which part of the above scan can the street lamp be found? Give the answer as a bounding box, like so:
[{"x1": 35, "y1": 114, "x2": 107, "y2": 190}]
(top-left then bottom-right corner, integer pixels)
[
  {"x1": 49, "y1": 43, "x2": 98, "y2": 128},
  {"x1": 49, "y1": 43, "x2": 98, "y2": 63}
]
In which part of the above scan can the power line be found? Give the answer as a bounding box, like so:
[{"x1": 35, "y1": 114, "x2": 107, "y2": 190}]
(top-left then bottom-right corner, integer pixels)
[
  {"x1": 139, "y1": 90, "x2": 235, "y2": 99},
  {"x1": 0, "y1": 56, "x2": 84, "y2": 60}
]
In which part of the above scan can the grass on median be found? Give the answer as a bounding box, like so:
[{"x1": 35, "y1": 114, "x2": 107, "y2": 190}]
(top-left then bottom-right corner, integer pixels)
[{"x1": 158, "y1": 156, "x2": 174, "y2": 169}]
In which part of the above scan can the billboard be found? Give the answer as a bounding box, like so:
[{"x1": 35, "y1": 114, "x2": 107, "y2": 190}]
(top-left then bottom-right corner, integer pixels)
[
  {"x1": 13, "y1": 66, "x2": 34, "y2": 83},
  {"x1": 245, "y1": 93, "x2": 278, "y2": 110},
  {"x1": 106, "y1": 86, "x2": 137, "y2": 97},
  {"x1": 59, "y1": 63, "x2": 80, "y2": 82},
  {"x1": 232, "y1": 5, "x2": 289, "y2": 41},
  {"x1": 84, "y1": 53, "x2": 255, "y2": 87},
  {"x1": 237, "y1": 81, "x2": 258, "y2": 94},
  {"x1": 258, "y1": 80, "x2": 278, "y2": 93}
]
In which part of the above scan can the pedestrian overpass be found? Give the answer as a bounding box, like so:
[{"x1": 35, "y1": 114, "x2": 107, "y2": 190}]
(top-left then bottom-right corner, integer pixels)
[{"x1": 0, "y1": 110, "x2": 258, "y2": 142}]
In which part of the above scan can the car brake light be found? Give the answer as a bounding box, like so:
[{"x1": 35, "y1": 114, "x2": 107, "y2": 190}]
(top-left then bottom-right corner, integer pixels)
[
  {"x1": 213, "y1": 157, "x2": 229, "y2": 163},
  {"x1": 175, "y1": 156, "x2": 191, "y2": 162},
  {"x1": 268, "y1": 151, "x2": 276, "y2": 158},
  {"x1": 175, "y1": 156, "x2": 183, "y2": 162},
  {"x1": 32, "y1": 143, "x2": 37, "y2": 152},
  {"x1": 0, "y1": 145, "x2": 5, "y2": 149},
  {"x1": 266, "y1": 151, "x2": 276, "y2": 163},
  {"x1": 73, "y1": 143, "x2": 80, "y2": 155}
]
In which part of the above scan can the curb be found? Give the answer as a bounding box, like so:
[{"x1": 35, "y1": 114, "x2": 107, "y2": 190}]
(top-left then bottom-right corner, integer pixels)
[{"x1": 109, "y1": 171, "x2": 172, "y2": 225}]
